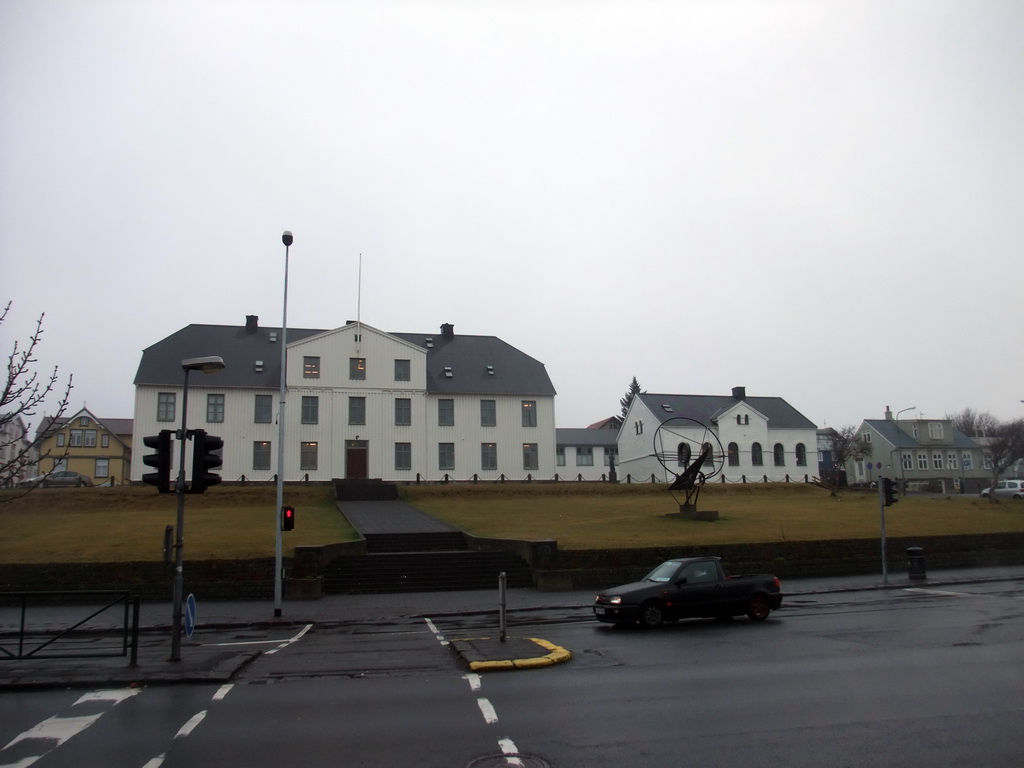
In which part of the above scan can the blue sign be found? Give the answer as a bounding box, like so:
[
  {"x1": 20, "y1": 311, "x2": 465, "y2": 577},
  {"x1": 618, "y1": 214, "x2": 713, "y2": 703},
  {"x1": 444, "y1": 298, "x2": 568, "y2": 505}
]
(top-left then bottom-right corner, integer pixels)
[{"x1": 185, "y1": 593, "x2": 197, "y2": 638}]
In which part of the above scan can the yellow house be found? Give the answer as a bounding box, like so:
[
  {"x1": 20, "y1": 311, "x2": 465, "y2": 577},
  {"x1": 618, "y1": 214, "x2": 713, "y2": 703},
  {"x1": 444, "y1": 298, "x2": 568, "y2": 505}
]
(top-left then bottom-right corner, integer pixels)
[{"x1": 35, "y1": 408, "x2": 133, "y2": 485}]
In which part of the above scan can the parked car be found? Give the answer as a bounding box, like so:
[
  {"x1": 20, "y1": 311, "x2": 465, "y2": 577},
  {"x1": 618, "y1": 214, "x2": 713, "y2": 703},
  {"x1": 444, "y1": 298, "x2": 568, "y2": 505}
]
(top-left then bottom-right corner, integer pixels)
[
  {"x1": 593, "y1": 556, "x2": 783, "y2": 628},
  {"x1": 979, "y1": 480, "x2": 1024, "y2": 499},
  {"x1": 19, "y1": 471, "x2": 94, "y2": 488}
]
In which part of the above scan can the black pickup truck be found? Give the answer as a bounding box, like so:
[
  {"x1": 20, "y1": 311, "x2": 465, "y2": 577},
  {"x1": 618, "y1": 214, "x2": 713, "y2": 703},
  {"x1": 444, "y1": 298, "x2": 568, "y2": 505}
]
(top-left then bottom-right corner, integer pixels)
[{"x1": 593, "y1": 556, "x2": 783, "y2": 628}]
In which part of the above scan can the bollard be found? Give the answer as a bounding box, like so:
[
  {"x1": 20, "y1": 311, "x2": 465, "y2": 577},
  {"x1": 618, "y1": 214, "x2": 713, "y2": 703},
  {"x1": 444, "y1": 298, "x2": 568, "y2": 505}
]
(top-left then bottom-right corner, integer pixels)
[{"x1": 499, "y1": 572, "x2": 507, "y2": 643}]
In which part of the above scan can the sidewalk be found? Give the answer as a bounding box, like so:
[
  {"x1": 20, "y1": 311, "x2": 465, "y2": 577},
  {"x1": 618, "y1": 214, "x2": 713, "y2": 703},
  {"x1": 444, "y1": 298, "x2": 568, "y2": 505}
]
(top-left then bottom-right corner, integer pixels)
[{"x1": 3, "y1": 564, "x2": 1024, "y2": 689}]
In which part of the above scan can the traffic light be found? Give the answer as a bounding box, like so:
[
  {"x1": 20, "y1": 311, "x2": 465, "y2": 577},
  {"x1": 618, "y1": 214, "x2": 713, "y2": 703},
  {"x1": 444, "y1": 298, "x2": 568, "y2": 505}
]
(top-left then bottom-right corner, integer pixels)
[
  {"x1": 882, "y1": 477, "x2": 899, "y2": 506},
  {"x1": 281, "y1": 505, "x2": 295, "y2": 531},
  {"x1": 188, "y1": 429, "x2": 223, "y2": 494},
  {"x1": 142, "y1": 430, "x2": 174, "y2": 493}
]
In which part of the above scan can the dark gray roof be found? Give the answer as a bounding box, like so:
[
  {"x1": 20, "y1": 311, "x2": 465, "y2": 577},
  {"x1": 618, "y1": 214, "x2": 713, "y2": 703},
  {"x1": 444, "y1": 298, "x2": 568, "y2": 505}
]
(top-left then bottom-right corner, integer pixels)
[
  {"x1": 636, "y1": 393, "x2": 817, "y2": 430},
  {"x1": 134, "y1": 323, "x2": 324, "y2": 390},
  {"x1": 135, "y1": 323, "x2": 556, "y2": 396},
  {"x1": 862, "y1": 420, "x2": 977, "y2": 449},
  {"x1": 392, "y1": 332, "x2": 556, "y2": 396},
  {"x1": 556, "y1": 428, "x2": 618, "y2": 447}
]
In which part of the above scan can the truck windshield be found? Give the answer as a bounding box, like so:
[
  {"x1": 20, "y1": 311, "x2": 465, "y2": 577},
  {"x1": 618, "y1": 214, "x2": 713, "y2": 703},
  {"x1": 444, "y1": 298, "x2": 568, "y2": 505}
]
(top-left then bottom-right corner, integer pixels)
[{"x1": 644, "y1": 561, "x2": 681, "y2": 583}]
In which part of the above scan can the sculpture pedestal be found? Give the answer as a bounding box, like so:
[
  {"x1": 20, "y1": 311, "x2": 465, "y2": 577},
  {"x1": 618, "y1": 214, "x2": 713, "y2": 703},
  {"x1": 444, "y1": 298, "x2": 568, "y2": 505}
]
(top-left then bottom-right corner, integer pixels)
[{"x1": 668, "y1": 504, "x2": 719, "y2": 522}]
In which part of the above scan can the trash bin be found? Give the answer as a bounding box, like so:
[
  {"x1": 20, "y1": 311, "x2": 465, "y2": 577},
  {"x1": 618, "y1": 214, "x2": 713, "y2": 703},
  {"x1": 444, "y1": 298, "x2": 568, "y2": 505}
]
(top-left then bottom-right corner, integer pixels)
[{"x1": 906, "y1": 546, "x2": 926, "y2": 580}]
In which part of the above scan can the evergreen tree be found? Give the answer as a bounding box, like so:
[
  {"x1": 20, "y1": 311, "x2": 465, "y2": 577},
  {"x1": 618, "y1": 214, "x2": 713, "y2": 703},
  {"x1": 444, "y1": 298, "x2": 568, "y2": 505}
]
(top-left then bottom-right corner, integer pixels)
[{"x1": 620, "y1": 376, "x2": 642, "y2": 419}]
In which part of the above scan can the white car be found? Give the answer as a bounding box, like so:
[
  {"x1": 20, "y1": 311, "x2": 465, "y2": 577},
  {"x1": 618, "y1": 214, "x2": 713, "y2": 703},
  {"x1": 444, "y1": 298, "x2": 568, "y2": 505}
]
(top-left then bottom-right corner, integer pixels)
[{"x1": 979, "y1": 480, "x2": 1024, "y2": 499}]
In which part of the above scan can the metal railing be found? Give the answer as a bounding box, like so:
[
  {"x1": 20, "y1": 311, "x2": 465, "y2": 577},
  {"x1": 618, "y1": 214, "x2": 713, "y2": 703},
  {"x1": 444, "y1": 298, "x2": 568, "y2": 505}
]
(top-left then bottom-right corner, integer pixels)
[{"x1": 0, "y1": 590, "x2": 140, "y2": 664}]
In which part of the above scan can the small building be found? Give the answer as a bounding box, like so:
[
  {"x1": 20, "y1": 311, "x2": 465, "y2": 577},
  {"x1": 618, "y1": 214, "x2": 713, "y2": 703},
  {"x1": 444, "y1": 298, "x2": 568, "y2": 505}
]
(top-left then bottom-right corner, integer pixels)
[
  {"x1": 617, "y1": 387, "x2": 818, "y2": 483},
  {"x1": 556, "y1": 427, "x2": 619, "y2": 481},
  {"x1": 852, "y1": 408, "x2": 991, "y2": 494},
  {"x1": 34, "y1": 408, "x2": 133, "y2": 485},
  {"x1": 0, "y1": 413, "x2": 35, "y2": 487}
]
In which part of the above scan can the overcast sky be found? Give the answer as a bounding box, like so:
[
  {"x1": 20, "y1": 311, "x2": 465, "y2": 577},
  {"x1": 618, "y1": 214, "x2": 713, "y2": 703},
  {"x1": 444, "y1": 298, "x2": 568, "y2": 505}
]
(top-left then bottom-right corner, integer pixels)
[{"x1": 2, "y1": 0, "x2": 1022, "y2": 433}]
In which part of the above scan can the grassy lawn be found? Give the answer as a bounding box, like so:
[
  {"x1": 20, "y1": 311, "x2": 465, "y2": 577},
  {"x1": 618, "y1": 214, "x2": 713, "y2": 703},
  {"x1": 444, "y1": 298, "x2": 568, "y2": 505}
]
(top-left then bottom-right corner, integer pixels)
[{"x1": 1, "y1": 482, "x2": 1021, "y2": 564}]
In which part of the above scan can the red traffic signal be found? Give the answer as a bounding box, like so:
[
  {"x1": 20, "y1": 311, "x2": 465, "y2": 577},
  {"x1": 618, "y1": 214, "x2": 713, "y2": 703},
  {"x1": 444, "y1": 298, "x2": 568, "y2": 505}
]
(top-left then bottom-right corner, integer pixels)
[{"x1": 281, "y1": 505, "x2": 295, "y2": 531}]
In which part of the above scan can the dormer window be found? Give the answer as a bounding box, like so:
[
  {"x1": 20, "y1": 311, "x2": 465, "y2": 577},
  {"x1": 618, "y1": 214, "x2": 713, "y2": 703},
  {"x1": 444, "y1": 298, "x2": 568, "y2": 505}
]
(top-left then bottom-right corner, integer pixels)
[
  {"x1": 426, "y1": 337, "x2": 434, "y2": 348},
  {"x1": 444, "y1": 366, "x2": 453, "y2": 378},
  {"x1": 487, "y1": 365, "x2": 495, "y2": 376},
  {"x1": 661, "y1": 404, "x2": 673, "y2": 413},
  {"x1": 255, "y1": 360, "x2": 264, "y2": 373}
]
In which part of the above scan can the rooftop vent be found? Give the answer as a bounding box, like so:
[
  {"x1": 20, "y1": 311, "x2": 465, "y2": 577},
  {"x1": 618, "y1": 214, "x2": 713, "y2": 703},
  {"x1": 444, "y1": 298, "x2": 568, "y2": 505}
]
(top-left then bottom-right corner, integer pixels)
[
  {"x1": 661, "y1": 404, "x2": 674, "y2": 412},
  {"x1": 444, "y1": 366, "x2": 453, "y2": 378},
  {"x1": 255, "y1": 360, "x2": 264, "y2": 372},
  {"x1": 487, "y1": 365, "x2": 495, "y2": 376},
  {"x1": 269, "y1": 331, "x2": 278, "y2": 343},
  {"x1": 425, "y1": 337, "x2": 434, "y2": 348}
]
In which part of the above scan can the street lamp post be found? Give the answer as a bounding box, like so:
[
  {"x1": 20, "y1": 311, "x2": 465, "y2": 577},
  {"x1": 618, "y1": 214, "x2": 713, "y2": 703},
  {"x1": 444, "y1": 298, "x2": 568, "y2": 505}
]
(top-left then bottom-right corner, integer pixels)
[
  {"x1": 274, "y1": 231, "x2": 292, "y2": 617},
  {"x1": 895, "y1": 406, "x2": 916, "y2": 489},
  {"x1": 171, "y1": 355, "x2": 225, "y2": 661}
]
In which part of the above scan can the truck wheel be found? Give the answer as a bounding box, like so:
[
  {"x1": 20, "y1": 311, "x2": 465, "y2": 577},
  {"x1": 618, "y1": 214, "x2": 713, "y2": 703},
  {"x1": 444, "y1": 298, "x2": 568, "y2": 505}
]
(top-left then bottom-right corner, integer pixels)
[
  {"x1": 746, "y1": 594, "x2": 772, "y2": 622},
  {"x1": 639, "y1": 601, "x2": 665, "y2": 628}
]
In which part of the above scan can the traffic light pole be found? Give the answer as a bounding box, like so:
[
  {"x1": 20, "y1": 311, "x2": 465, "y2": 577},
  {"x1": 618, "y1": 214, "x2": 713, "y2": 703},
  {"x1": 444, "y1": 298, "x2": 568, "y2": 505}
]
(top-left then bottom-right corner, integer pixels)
[
  {"x1": 170, "y1": 367, "x2": 192, "y2": 662},
  {"x1": 878, "y1": 475, "x2": 888, "y2": 585}
]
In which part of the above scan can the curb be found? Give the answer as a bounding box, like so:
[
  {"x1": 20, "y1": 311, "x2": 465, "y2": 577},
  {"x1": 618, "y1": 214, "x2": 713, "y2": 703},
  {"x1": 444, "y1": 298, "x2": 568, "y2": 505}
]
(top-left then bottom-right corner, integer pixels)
[{"x1": 450, "y1": 636, "x2": 572, "y2": 672}]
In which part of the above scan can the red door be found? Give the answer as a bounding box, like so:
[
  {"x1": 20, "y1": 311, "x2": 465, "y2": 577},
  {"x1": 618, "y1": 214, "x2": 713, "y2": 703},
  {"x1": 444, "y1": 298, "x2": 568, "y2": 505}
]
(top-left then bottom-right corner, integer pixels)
[{"x1": 345, "y1": 441, "x2": 369, "y2": 479}]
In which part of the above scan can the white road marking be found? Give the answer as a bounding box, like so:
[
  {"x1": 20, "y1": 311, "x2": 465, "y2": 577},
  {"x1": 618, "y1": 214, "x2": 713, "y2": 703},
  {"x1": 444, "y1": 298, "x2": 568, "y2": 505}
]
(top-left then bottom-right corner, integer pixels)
[
  {"x1": 499, "y1": 737, "x2": 525, "y2": 767},
  {"x1": 477, "y1": 698, "x2": 499, "y2": 725},
  {"x1": 73, "y1": 688, "x2": 140, "y2": 706},
  {"x1": 141, "y1": 755, "x2": 166, "y2": 768},
  {"x1": 904, "y1": 587, "x2": 973, "y2": 597},
  {"x1": 264, "y1": 623, "x2": 313, "y2": 655},
  {"x1": 464, "y1": 673, "x2": 482, "y2": 691},
  {"x1": 424, "y1": 617, "x2": 448, "y2": 646},
  {"x1": 174, "y1": 711, "x2": 207, "y2": 739},
  {"x1": 212, "y1": 683, "x2": 233, "y2": 701}
]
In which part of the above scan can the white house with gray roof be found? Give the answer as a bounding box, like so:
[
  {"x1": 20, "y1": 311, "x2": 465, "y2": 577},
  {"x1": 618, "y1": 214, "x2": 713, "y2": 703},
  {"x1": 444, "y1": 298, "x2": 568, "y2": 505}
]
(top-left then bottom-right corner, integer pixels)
[
  {"x1": 617, "y1": 387, "x2": 818, "y2": 483},
  {"x1": 131, "y1": 317, "x2": 557, "y2": 483}
]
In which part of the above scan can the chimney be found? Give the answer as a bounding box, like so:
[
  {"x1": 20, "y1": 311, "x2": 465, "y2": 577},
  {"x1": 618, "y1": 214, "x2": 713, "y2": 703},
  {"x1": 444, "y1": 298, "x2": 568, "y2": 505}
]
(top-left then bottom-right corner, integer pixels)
[
  {"x1": 885, "y1": 406, "x2": 893, "y2": 420},
  {"x1": 441, "y1": 323, "x2": 455, "y2": 340},
  {"x1": 732, "y1": 386, "x2": 746, "y2": 401},
  {"x1": 245, "y1": 315, "x2": 259, "y2": 333}
]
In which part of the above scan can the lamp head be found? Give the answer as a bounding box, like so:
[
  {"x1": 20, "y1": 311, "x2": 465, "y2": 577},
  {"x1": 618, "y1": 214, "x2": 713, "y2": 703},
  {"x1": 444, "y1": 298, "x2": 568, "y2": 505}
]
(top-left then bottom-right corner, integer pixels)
[
  {"x1": 182, "y1": 355, "x2": 226, "y2": 374},
  {"x1": 282, "y1": 231, "x2": 293, "y2": 247}
]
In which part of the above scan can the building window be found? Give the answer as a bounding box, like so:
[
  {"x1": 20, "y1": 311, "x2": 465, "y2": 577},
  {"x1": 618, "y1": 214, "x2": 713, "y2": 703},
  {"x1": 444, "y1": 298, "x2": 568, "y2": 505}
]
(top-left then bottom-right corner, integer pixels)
[
  {"x1": 605, "y1": 446, "x2": 618, "y2": 467},
  {"x1": 932, "y1": 452, "x2": 943, "y2": 470},
  {"x1": 902, "y1": 452, "x2": 913, "y2": 471},
  {"x1": 300, "y1": 441, "x2": 318, "y2": 471},
  {"x1": 253, "y1": 441, "x2": 271, "y2": 470},
  {"x1": 439, "y1": 443, "x2": 455, "y2": 472},
  {"x1": 983, "y1": 452, "x2": 993, "y2": 470},
  {"x1": 556, "y1": 446, "x2": 566, "y2": 466},
  {"x1": 946, "y1": 451, "x2": 957, "y2": 470},
  {"x1": 79, "y1": 417, "x2": 89, "y2": 427},
  {"x1": 795, "y1": 443, "x2": 807, "y2": 467},
  {"x1": 522, "y1": 401, "x2": 537, "y2": 427},
  {"x1": 771, "y1": 443, "x2": 784, "y2": 467},
  {"x1": 523, "y1": 443, "x2": 539, "y2": 471},
  {"x1": 928, "y1": 422, "x2": 944, "y2": 440},
  {"x1": 303, "y1": 356, "x2": 320, "y2": 378},
  {"x1": 84, "y1": 430, "x2": 98, "y2": 447},
  {"x1": 350, "y1": 357, "x2": 366, "y2": 380},
  {"x1": 158, "y1": 392, "x2": 176, "y2": 422},
  {"x1": 56, "y1": 433, "x2": 65, "y2": 447},
  {"x1": 480, "y1": 400, "x2": 496, "y2": 427},
  {"x1": 438, "y1": 399, "x2": 454, "y2": 426},
  {"x1": 751, "y1": 442, "x2": 763, "y2": 466},
  {"x1": 962, "y1": 452, "x2": 973, "y2": 470},
  {"x1": 95, "y1": 458, "x2": 108, "y2": 478},
  {"x1": 395, "y1": 398, "x2": 411, "y2": 426},
  {"x1": 918, "y1": 452, "x2": 928, "y2": 470},
  {"x1": 207, "y1": 394, "x2": 225, "y2": 423},
  {"x1": 101, "y1": 434, "x2": 110, "y2": 448},
  {"x1": 254, "y1": 394, "x2": 273, "y2": 423},
  {"x1": 727, "y1": 443, "x2": 740, "y2": 466},
  {"x1": 70, "y1": 430, "x2": 83, "y2": 447},
  {"x1": 481, "y1": 443, "x2": 497, "y2": 471},
  {"x1": 395, "y1": 442, "x2": 412, "y2": 471},
  {"x1": 349, "y1": 397, "x2": 366, "y2": 425},
  {"x1": 576, "y1": 446, "x2": 594, "y2": 466},
  {"x1": 394, "y1": 359, "x2": 411, "y2": 381},
  {"x1": 862, "y1": 432, "x2": 871, "y2": 443},
  {"x1": 677, "y1": 443, "x2": 691, "y2": 467},
  {"x1": 301, "y1": 396, "x2": 319, "y2": 424}
]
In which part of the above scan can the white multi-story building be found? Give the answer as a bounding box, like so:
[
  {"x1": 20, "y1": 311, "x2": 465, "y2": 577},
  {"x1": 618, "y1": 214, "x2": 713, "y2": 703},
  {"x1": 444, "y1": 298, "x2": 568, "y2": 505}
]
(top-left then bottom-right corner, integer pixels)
[
  {"x1": 131, "y1": 317, "x2": 557, "y2": 483},
  {"x1": 617, "y1": 387, "x2": 819, "y2": 483}
]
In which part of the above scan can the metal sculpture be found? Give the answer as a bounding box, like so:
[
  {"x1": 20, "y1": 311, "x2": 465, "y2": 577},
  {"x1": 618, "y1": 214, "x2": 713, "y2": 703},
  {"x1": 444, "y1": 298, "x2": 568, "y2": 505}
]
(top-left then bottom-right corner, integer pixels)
[{"x1": 653, "y1": 417, "x2": 724, "y2": 513}]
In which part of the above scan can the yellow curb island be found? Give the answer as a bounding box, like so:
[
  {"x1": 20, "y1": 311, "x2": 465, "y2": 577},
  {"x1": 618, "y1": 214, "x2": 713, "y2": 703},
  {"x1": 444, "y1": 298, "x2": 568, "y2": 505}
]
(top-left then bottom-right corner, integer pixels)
[{"x1": 461, "y1": 637, "x2": 572, "y2": 672}]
